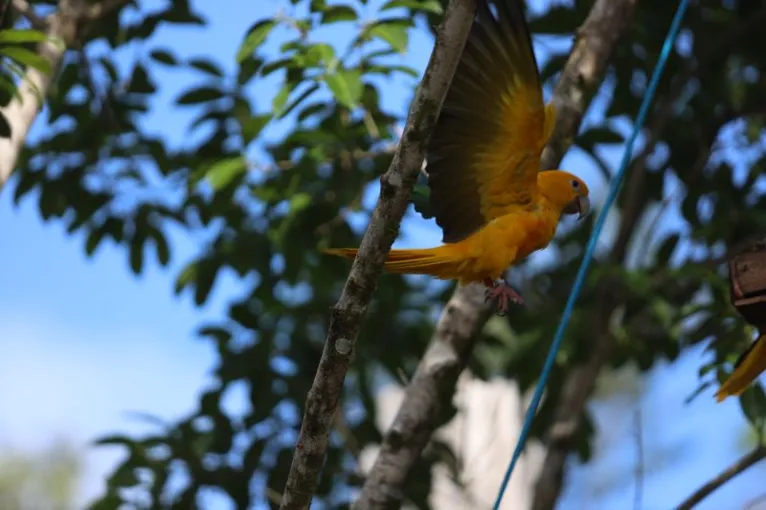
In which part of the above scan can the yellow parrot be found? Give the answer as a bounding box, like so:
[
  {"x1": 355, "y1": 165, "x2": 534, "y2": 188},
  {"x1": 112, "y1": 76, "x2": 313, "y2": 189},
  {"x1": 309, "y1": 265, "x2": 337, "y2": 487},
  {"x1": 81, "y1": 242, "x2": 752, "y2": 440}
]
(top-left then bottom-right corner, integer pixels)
[{"x1": 324, "y1": 0, "x2": 591, "y2": 313}]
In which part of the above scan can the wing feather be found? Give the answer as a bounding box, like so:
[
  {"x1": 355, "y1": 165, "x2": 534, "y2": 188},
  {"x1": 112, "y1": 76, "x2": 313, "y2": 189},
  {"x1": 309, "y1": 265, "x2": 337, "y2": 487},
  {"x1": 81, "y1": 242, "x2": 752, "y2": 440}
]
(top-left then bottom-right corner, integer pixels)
[{"x1": 426, "y1": 0, "x2": 554, "y2": 243}]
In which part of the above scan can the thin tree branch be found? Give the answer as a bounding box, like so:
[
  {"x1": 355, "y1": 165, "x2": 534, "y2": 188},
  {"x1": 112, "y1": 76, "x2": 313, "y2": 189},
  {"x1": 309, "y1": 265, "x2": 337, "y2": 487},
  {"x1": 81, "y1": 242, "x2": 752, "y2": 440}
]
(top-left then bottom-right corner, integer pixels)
[
  {"x1": 276, "y1": 1, "x2": 478, "y2": 508},
  {"x1": 10, "y1": 0, "x2": 48, "y2": 29},
  {"x1": 674, "y1": 446, "x2": 766, "y2": 510},
  {"x1": 354, "y1": 1, "x2": 640, "y2": 508}
]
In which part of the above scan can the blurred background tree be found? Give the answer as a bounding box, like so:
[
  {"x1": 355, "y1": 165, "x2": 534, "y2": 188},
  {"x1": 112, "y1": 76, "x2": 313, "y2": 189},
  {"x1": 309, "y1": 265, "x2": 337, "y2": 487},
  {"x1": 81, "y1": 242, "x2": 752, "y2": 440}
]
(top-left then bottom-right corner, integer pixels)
[
  {"x1": 0, "y1": 439, "x2": 82, "y2": 510},
  {"x1": 2, "y1": 0, "x2": 766, "y2": 508}
]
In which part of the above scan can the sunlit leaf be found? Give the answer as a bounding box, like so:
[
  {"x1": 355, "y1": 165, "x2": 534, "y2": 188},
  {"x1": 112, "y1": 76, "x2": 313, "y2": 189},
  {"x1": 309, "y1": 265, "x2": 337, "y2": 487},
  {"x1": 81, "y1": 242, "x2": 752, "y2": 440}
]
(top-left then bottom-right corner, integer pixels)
[
  {"x1": 324, "y1": 69, "x2": 363, "y2": 109},
  {"x1": 237, "y1": 19, "x2": 276, "y2": 62}
]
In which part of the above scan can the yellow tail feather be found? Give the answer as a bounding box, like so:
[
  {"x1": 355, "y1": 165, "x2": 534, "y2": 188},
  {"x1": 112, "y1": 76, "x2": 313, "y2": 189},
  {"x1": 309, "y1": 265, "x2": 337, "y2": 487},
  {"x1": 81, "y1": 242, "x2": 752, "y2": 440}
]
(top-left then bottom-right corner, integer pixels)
[
  {"x1": 323, "y1": 247, "x2": 461, "y2": 280},
  {"x1": 716, "y1": 333, "x2": 766, "y2": 402}
]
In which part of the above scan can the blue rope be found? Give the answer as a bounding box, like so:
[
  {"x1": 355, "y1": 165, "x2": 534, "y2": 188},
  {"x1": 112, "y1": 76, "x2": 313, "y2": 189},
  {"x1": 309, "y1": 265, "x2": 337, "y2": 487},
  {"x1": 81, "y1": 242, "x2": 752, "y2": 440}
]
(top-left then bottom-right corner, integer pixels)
[{"x1": 492, "y1": 1, "x2": 691, "y2": 507}]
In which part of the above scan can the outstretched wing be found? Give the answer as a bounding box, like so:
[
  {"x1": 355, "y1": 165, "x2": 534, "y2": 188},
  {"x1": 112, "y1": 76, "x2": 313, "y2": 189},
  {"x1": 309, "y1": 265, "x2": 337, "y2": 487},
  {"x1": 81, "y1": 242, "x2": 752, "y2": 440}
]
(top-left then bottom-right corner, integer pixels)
[{"x1": 426, "y1": 0, "x2": 555, "y2": 243}]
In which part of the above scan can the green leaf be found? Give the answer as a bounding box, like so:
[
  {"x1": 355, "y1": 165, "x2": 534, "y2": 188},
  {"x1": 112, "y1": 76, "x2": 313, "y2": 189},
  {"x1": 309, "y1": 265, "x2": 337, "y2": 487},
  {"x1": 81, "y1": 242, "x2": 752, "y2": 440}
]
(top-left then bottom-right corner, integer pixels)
[
  {"x1": 366, "y1": 19, "x2": 410, "y2": 54},
  {"x1": 194, "y1": 259, "x2": 219, "y2": 306},
  {"x1": 381, "y1": 0, "x2": 443, "y2": 14},
  {"x1": 281, "y1": 83, "x2": 319, "y2": 119},
  {"x1": 149, "y1": 49, "x2": 178, "y2": 66},
  {"x1": 149, "y1": 226, "x2": 170, "y2": 266},
  {"x1": 175, "y1": 86, "x2": 225, "y2": 105},
  {"x1": 305, "y1": 43, "x2": 336, "y2": 67},
  {"x1": 205, "y1": 156, "x2": 247, "y2": 190},
  {"x1": 321, "y1": 5, "x2": 357, "y2": 24},
  {"x1": 240, "y1": 114, "x2": 272, "y2": 145},
  {"x1": 129, "y1": 232, "x2": 145, "y2": 274},
  {"x1": 108, "y1": 463, "x2": 140, "y2": 488},
  {"x1": 175, "y1": 262, "x2": 197, "y2": 295},
  {"x1": 237, "y1": 20, "x2": 276, "y2": 63},
  {"x1": 188, "y1": 57, "x2": 224, "y2": 77},
  {"x1": 261, "y1": 57, "x2": 292, "y2": 76},
  {"x1": 0, "y1": 29, "x2": 53, "y2": 44},
  {"x1": 0, "y1": 46, "x2": 52, "y2": 75},
  {"x1": 655, "y1": 233, "x2": 680, "y2": 264},
  {"x1": 324, "y1": 69, "x2": 363, "y2": 109},
  {"x1": 272, "y1": 82, "x2": 294, "y2": 117},
  {"x1": 94, "y1": 435, "x2": 135, "y2": 447},
  {"x1": 238, "y1": 56, "x2": 263, "y2": 86},
  {"x1": 290, "y1": 193, "x2": 312, "y2": 214},
  {"x1": 739, "y1": 383, "x2": 766, "y2": 428}
]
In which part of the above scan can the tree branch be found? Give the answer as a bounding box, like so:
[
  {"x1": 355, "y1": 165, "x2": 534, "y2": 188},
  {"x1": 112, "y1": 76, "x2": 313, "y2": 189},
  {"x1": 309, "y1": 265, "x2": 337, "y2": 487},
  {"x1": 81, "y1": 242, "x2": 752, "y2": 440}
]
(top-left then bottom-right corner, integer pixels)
[
  {"x1": 276, "y1": 1, "x2": 478, "y2": 508},
  {"x1": 354, "y1": 1, "x2": 640, "y2": 508},
  {"x1": 0, "y1": 1, "x2": 74, "y2": 191},
  {"x1": 0, "y1": 0, "x2": 134, "y2": 193},
  {"x1": 10, "y1": 0, "x2": 48, "y2": 30},
  {"x1": 354, "y1": 284, "x2": 492, "y2": 509},
  {"x1": 530, "y1": 8, "x2": 766, "y2": 507},
  {"x1": 674, "y1": 446, "x2": 766, "y2": 510}
]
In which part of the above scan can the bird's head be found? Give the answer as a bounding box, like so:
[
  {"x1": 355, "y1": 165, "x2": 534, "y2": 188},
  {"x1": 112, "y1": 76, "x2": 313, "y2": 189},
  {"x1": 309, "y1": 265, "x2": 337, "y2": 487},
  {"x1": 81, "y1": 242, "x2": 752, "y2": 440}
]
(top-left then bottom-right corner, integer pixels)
[{"x1": 537, "y1": 170, "x2": 591, "y2": 220}]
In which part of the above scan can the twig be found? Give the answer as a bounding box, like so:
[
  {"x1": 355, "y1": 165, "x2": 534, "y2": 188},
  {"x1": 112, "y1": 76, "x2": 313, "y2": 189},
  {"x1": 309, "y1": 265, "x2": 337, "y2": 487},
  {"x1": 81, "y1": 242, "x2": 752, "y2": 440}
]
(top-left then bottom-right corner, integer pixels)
[
  {"x1": 10, "y1": 0, "x2": 47, "y2": 29},
  {"x1": 674, "y1": 446, "x2": 766, "y2": 510},
  {"x1": 354, "y1": 0, "x2": 640, "y2": 508},
  {"x1": 276, "y1": 1, "x2": 478, "y2": 508}
]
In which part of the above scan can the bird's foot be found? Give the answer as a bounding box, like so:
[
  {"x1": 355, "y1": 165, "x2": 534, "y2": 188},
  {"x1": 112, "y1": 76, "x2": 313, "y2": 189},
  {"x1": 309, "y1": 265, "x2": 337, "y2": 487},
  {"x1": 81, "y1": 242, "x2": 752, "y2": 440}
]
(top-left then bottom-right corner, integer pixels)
[{"x1": 484, "y1": 279, "x2": 525, "y2": 316}]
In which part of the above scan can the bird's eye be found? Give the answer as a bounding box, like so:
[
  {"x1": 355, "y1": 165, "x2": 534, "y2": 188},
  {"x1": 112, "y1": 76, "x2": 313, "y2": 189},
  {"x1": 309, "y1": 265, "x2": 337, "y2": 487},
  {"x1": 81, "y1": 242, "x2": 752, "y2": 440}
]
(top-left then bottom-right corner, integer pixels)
[{"x1": 570, "y1": 179, "x2": 580, "y2": 190}]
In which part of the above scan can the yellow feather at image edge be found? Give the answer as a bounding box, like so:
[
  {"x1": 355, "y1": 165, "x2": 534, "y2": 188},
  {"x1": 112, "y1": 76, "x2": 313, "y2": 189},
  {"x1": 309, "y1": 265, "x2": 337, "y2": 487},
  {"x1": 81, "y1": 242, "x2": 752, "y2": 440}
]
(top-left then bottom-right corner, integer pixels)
[{"x1": 716, "y1": 333, "x2": 766, "y2": 402}]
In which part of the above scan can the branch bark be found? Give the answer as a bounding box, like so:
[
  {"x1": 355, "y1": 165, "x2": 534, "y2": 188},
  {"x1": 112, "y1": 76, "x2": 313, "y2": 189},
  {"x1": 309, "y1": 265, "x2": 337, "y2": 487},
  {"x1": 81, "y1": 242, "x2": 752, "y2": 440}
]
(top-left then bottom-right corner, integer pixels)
[
  {"x1": 10, "y1": 0, "x2": 48, "y2": 29},
  {"x1": 674, "y1": 446, "x2": 766, "y2": 510},
  {"x1": 530, "y1": 8, "x2": 766, "y2": 508},
  {"x1": 276, "y1": 1, "x2": 478, "y2": 509},
  {"x1": 354, "y1": 1, "x2": 640, "y2": 508},
  {"x1": 0, "y1": 0, "x2": 131, "y2": 193}
]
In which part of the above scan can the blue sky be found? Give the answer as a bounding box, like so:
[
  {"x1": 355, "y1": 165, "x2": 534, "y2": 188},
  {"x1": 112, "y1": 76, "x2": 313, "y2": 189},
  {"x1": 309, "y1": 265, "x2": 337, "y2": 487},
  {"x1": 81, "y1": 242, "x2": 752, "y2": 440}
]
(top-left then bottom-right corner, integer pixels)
[{"x1": 0, "y1": 0, "x2": 764, "y2": 508}]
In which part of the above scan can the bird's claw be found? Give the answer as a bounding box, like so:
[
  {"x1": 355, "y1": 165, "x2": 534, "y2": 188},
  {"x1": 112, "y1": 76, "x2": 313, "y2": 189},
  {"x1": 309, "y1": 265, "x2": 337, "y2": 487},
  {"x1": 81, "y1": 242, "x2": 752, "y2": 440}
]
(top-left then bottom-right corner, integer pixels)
[{"x1": 484, "y1": 280, "x2": 525, "y2": 316}]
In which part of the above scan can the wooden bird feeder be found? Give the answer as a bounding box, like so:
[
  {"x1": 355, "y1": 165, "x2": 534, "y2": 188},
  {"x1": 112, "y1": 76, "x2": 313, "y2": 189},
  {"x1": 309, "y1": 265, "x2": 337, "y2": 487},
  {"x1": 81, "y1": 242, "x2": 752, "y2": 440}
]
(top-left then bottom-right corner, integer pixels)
[{"x1": 729, "y1": 250, "x2": 766, "y2": 329}]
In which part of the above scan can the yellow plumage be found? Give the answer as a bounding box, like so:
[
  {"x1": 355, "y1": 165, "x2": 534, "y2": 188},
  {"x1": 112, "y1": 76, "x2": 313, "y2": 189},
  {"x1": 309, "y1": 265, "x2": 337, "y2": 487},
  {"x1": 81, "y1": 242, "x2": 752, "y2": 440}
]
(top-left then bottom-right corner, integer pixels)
[{"x1": 324, "y1": 0, "x2": 591, "y2": 312}]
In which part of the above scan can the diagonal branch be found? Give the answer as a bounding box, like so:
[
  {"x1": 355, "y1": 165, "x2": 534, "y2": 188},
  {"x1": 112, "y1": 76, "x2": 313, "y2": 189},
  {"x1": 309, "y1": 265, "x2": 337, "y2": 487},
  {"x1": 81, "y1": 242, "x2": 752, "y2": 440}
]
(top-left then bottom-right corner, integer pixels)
[
  {"x1": 353, "y1": 1, "x2": 640, "y2": 508},
  {"x1": 674, "y1": 445, "x2": 766, "y2": 510},
  {"x1": 276, "y1": 1, "x2": 478, "y2": 509}
]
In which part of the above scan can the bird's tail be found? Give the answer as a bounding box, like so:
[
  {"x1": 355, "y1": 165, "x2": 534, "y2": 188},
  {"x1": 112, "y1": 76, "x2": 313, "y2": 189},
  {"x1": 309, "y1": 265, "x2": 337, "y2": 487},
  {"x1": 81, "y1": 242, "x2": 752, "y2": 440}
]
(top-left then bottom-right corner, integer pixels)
[
  {"x1": 715, "y1": 333, "x2": 766, "y2": 402},
  {"x1": 323, "y1": 246, "x2": 462, "y2": 280}
]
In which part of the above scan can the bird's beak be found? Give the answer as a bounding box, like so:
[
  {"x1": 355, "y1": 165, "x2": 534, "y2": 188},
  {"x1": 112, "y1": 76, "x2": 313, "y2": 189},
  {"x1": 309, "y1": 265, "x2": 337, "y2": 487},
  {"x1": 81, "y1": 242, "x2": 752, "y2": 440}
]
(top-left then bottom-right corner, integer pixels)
[
  {"x1": 576, "y1": 195, "x2": 590, "y2": 220},
  {"x1": 564, "y1": 195, "x2": 590, "y2": 220}
]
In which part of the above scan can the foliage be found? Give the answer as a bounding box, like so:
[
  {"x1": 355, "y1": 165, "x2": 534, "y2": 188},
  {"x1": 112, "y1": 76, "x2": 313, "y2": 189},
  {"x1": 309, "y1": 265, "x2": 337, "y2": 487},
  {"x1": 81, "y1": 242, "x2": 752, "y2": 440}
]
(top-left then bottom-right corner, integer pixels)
[
  {"x1": 0, "y1": 440, "x2": 82, "y2": 510},
  {"x1": 0, "y1": 25, "x2": 60, "y2": 138},
  {"x1": 6, "y1": 0, "x2": 766, "y2": 508}
]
